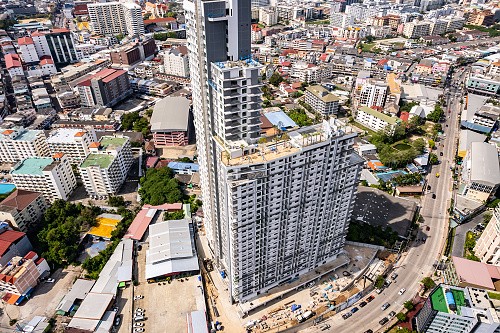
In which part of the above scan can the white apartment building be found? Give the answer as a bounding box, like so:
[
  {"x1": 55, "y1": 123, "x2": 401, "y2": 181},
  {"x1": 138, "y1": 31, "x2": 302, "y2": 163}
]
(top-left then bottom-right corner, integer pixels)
[
  {"x1": 163, "y1": 46, "x2": 190, "y2": 78},
  {"x1": 305, "y1": 85, "x2": 340, "y2": 116},
  {"x1": 0, "y1": 128, "x2": 49, "y2": 163},
  {"x1": 259, "y1": 7, "x2": 278, "y2": 26},
  {"x1": 330, "y1": 12, "x2": 354, "y2": 28},
  {"x1": 185, "y1": 0, "x2": 363, "y2": 303},
  {"x1": 10, "y1": 154, "x2": 77, "y2": 202},
  {"x1": 345, "y1": 4, "x2": 381, "y2": 21},
  {"x1": 0, "y1": 189, "x2": 47, "y2": 232},
  {"x1": 474, "y1": 206, "x2": 500, "y2": 265},
  {"x1": 356, "y1": 106, "x2": 399, "y2": 134},
  {"x1": 88, "y1": 2, "x2": 144, "y2": 37},
  {"x1": 358, "y1": 80, "x2": 389, "y2": 108},
  {"x1": 429, "y1": 19, "x2": 448, "y2": 35},
  {"x1": 46, "y1": 128, "x2": 97, "y2": 165},
  {"x1": 79, "y1": 136, "x2": 133, "y2": 199},
  {"x1": 403, "y1": 21, "x2": 431, "y2": 38},
  {"x1": 17, "y1": 37, "x2": 39, "y2": 63}
]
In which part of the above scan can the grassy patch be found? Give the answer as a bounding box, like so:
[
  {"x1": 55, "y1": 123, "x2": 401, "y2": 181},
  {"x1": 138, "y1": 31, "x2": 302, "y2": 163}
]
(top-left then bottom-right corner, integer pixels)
[
  {"x1": 394, "y1": 143, "x2": 412, "y2": 151},
  {"x1": 464, "y1": 231, "x2": 480, "y2": 261},
  {"x1": 353, "y1": 121, "x2": 376, "y2": 137},
  {"x1": 488, "y1": 292, "x2": 500, "y2": 300},
  {"x1": 361, "y1": 43, "x2": 376, "y2": 52}
]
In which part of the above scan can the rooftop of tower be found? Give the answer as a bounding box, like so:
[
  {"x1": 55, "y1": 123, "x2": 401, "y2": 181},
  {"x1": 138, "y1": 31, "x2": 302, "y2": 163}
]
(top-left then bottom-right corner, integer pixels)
[
  {"x1": 218, "y1": 119, "x2": 357, "y2": 167},
  {"x1": 213, "y1": 57, "x2": 261, "y2": 70}
]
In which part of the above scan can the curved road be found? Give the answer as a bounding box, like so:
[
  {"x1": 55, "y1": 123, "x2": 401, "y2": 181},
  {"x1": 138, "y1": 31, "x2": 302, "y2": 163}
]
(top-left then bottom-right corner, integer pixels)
[{"x1": 299, "y1": 70, "x2": 465, "y2": 333}]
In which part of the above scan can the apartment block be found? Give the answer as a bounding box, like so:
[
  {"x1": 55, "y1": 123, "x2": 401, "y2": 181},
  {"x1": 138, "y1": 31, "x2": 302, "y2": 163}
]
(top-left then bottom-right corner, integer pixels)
[
  {"x1": 150, "y1": 97, "x2": 192, "y2": 146},
  {"x1": 0, "y1": 128, "x2": 49, "y2": 163},
  {"x1": 17, "y1": 37, "x2": 39, "y2": 63},
  {"x1": 467, "y1": 75, "x2": 500, "y2": 96},
  {"x1": 109, "y1": 39, "x2": 156, "y2": 67},
  {"x1": 88, "y1": 2, "x2": 144, "y2": 37},
  {"x1": 46, "y1": 128, "x2": 97, "y2": 165},
  {"x1": 31, "y1": 29, "x2": 78, "y2": 68},
  {"x1": 0, "y1": 190, "x2": 47, "y2": 232},
  {"x1": 415, "y1": 284, "x2": 500, "y2": 332},
  {"x1": 0, "y1": 255, "x2": 48, "y2": 296},
  {"x1": 474, "y1": 206, "x2": 500, "y2": 266},
  {"x1": 10, "y1": 154, "x2": 77, "y2": 202},
  {"x1": 460, "y1": 142, "x2": 500, "y2": 203},
  {"x1": 358, "y1": 80, "x2": 389, "y2": 108},
  {"x1": 185, "y1": 0, "x2": 362, "y2": 303},
  {"x1": 163, "y1": 46, "x2": 190, "y2": 78},
  {"x1": 356, "y1": 106, "x2": 399, "y2": 134},
  {"x1": 77, "y1": 68, "x2": 131, "y2": 108},
  {"x1": 259, "y1": 7, "x2": 278, "y2": 26},
  {"x1": 79, "y1": 136, "x2": 133, "y2": 199},
  {"x1": 305, "y1": 85, "x2": 340, "y2": 116},
  {"x1": 403, "y1": 21, "x2": 431, "y2": 38}
]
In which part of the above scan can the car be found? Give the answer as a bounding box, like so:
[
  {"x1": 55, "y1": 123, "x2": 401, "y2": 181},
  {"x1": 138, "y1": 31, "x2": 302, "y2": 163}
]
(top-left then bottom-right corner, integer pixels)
[
  {"x1": 359, "y1": 301, "x2": 367, "y2": 308},
  {"x1": 134, "y1": 323, "x2": 144, "y2": 327},
  {"x1": 376, "y1": 288, "x2": 383, "y2": 294},
  {"x1": 135, "y1": 308, "x2": 144, "y2": 313},
  {"x1": 384, "y1": 280, "x2": 392, "y2": 288},
  {"x1": 45, "y1": 278, "x2": 55, "y2": 283},
  {"x1": 379, "y1": 317, "x2": 389, "y2": 325},
  {"x1": 440, "y1": 152, "x2": 444, "y2": 156},
  {"x1": 351, "y1": 307, "x2": 359, "y2": 313},
  {"x1": 366, "y1": 295, "x2": 375, "y2": 302},
  {"x1": 112, "y1": 306, "x2": 119, "y2": 312},
  {"x1": 432, "y1": 193, "x2": 436, "y2": 199},
  {"x1": 389, "y1": 311, "x2": 396, "y2": 318},
  {"x1": 134, "y1": 316, "x2": 145, "y2": 322},
  {"x1": 134, "y1": 295, "x2": 144, "y2": 300},
  {"x1": 114, "y1": 316, "x2": 121, "y2": 327},
  {"x1": 342, "y1": 312, "x2": 352, "y2": 320},
  {"x1": 364, "y1": 330, "x2": 373, "y2": 333},
  {"x1": 381, "y1": 302, "x2": 390, "y2": 310},
  {"x1": 134, "y1": 329, "x2": 144, "y2": 333},
  {"x1": 398, "y1": 288, "x2": 406, "y2": 295}
]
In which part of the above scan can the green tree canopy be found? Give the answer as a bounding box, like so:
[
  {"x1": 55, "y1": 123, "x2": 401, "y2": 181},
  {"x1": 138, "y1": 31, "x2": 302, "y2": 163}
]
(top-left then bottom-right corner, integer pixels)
[
  {"x1": 139, "y1": 167, "x2": 183, "y2": 205},
  {"x1": 396, "y1": 312, "x2": 407, "y2": 322},
  {"x1": 404, "y1": 300, "x2": 415, "y2": 311},
  {"x1": 421, "y1": 277, "x2": 436, "y2": 290},
  {"x1": 269, "y1": 72, "x2": 284, "y2": 86}
]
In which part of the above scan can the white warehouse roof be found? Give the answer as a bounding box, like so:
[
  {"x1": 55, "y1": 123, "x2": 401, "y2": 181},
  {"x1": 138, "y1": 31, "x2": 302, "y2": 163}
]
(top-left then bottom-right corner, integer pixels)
[{"x1": 150, "y1": 96, "x2": 191, "y2": 132}]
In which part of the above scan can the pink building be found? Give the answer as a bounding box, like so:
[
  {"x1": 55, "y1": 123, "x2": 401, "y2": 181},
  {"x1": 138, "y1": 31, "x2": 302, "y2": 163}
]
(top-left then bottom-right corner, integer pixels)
[{"x1": 150, "y1": 96, "x2": 192, "y2": 147}]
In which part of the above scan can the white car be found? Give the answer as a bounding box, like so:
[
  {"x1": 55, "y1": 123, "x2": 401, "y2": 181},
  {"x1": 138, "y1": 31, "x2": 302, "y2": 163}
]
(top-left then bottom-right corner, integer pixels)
[
  {"x1": 45, "y1": 278, "x2": 55, "y2": 283},
  {"x1": 398, "y1": 288, "x2": 406, "y2": 295},
  {"x1": 134, "y1": 328, "x2": 144, "y2": 333},
  {"x1": 134, "y1": 323, "x2": 144, "y2": 327}
]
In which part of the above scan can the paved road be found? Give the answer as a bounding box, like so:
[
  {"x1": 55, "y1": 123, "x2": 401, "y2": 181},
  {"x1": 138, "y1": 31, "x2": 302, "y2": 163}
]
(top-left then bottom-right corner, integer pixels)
[
  {"x1": 300, "y1": 70, "x2": 465, "y2": 333},
  {"x1": 451, "y1": 211, "x2": 488, "y2": 257}
]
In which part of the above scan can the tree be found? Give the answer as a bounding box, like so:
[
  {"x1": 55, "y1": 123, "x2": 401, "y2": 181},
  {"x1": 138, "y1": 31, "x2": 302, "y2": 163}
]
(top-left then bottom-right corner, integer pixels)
[
  {"x1": 115, "y1": 33, "x2": 125, "y2": 42},
  {"x1": 426, "y1": 104, "x2": 444, "y2": 123},
  {"x1": 428, "y1": 139, "x2": 435, "y2": 149},
  {"x1": 404, "y1": 300, "x2": 415, "y2": 311},
  {"x1": 395, "y1": 329, "x2": 417, "y2": 333},
  {"x1": 163, "y1": 210, "x2": 185, "y2": 220},
  {"x1": 107, "y1": 196, "x2": 125, "y2": 207},
  {"x1": 139, "y1": 167, "x2": 183, "y2": 205},
  {"x1": 143, "y1": 12, "x2": 152, "y2": 20},
  {"x1": 145, "y1": 108, "x2": 154, "y2": 117},
  {"x1": 421, "y1": 277, "x2": 436, "y2": 290},
  {"x1": 396, "y1": 312, "x2": 407, "y2": 322},
  {"x1": 121, "y1": 112, "x2": 140, "y2": 130},
  {"x1": 429, "y1": 153, "x2": 439, "y2": 165},
  {"x1": 375, "y1": 275, "x2": 385, "y2": 289},
  {"x1": 269, "y1": 72, "x2": 284, "y2": 86},
  {"x1": 412, "y1": 138, "x2": 426, "y2": 154},
  {"x1": 167, "y1": 11, "x2": 177, "y2": 18},
  {"x1": 364, "y1": 35, "x2": 375, "y2": 43},
  {"x1": 287, "y1": 108, "x2": 313, "y2": 127},
  {"x1": 153, "y1": 32, "x2": 168, "y2": 41}
]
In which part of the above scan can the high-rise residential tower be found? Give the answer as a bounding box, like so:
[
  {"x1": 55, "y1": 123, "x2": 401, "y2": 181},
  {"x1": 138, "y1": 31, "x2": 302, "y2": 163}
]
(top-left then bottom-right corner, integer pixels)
[{"x1": 185, "y1": 0, "x2": 363, "y2": 303}]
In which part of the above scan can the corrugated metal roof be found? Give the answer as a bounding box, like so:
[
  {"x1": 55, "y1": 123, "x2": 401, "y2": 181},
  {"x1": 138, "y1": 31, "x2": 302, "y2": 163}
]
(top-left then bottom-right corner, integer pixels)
[{"x1": 151, "y1": 97, "x2": 191, "y2": 132}]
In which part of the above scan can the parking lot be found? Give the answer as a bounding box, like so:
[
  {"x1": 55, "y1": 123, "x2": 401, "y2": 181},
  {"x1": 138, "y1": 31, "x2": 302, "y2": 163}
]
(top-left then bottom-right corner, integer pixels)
[
  {"x1": 352, "y1": 187, "x2": 418, "y2": 236},
  {"x1": 128, "y1": 243, "x2": 205, "y2": 333}
]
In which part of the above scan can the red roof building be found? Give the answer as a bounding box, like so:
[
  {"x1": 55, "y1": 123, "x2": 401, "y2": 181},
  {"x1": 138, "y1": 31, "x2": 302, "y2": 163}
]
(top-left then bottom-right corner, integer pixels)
[
  {"x1": 5, "y1": 54, "x2": 21, "y2": 69},
  {"x1": 17, "y1": 37, "x2": 34, "y2": 45}
]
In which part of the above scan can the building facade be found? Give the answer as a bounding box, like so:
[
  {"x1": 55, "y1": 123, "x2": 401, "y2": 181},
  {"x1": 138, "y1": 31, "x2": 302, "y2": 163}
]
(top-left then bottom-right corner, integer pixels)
[
  {"x1": 79, "y1": 136, "x2": 133, "y2": 199},
  {"x1": 10, "y1": 154, "x2": 77, "y2": 202},
  {"x1": 0, "y1": 190, "x2": 47, "y2": 232},
  {"x1": 305, "y1": 85, "x2": 340, "y2": 116},
  {"x1": 88, "y1": 2, "x2": 144, "y2": 37},
  {"x1": 163, "y1": 46, "x2": 190, "y2": 78},
  {"x1": 77, "y1": 68, "x2": 131, "y2": 107},
  {"x1": 46, "y1": 128, "x2": 97, "y2": 165},
  {"x1": 474, "y1": 206, "x2": 500, "y2": 266},
  {"x1": 185, "y1": 0, "x2": 362, "y2": 303},
  {"x1": 358, "y1": 80, "x2": 389, "y2": 108},
  {"x1": 0, "y1": 128, "x2": 49, "y2": 163},
  {"x1": 355, "y1": 106, "x2": 399, "y2": 134}
]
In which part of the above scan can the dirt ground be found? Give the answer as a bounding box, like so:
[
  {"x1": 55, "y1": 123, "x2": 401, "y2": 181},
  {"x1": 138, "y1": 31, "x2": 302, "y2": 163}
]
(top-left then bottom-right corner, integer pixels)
[
  {"x1": 158, "y1": 145, "x2": 197, "y2": 160},
  {"x1": 1, "y1": 266, "x2": 83, "y2": 329}
]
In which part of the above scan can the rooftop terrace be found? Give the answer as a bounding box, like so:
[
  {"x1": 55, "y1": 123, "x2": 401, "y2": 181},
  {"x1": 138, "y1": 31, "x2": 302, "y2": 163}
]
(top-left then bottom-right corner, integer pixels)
[
  {"x1": 11, "y1": 158, "x2": 54, "y2": 176},
  {"x1": 431, "y1": 286, "x2": 466, "y2": 315},
  {"x1": 99, "y1": 136, "x2": 127, "y2": 150},
  {"x1": 80, "y1": 154, "x2": 113, "y2": 169}
]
